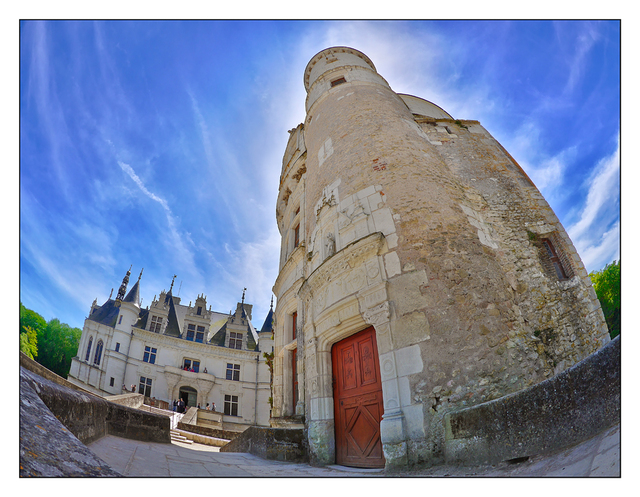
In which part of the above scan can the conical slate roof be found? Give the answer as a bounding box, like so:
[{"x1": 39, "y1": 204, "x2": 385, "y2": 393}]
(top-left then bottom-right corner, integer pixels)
[
  {"x1": 163, "y1": 291, "x2": 182, "y2": 337},
  {"x1": 260, "y1": 307, "x2": 274, "y2": 334},
  {"x1": 123, "y1": 280, "x2": 140, "y2": 306}
]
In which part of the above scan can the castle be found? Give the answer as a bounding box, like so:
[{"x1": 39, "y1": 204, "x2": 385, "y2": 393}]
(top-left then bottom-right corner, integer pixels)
[
  {"x1": 270, "y1": 47, "x2": 610, "y2": 468},
  {"x1": 63, "y1": 46, "x2": 612, "y2": 472},
  {"x1": 67, "y1": 267, "x2": 274, "y2": 430}
]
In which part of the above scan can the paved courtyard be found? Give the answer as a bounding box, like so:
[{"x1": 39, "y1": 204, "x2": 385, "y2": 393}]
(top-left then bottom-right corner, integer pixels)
[{"x1": 87, "y1": 424, "x2": 620, "y2": 477}]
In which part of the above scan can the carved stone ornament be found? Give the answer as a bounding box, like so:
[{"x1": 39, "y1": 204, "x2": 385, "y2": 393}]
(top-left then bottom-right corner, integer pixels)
[
  {"x1": 363, "y1": 301, "x2": 390, "y2": 327},
  {"x1": 299, "y1": 232, "x2": 385, "y2": 301},
  {"x1": 325, "y1": 232, "x2": 336, "y2": 258}
]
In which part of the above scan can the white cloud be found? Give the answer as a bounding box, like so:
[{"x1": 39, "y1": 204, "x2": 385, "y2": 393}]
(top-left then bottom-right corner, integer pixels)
[
  {"x1": 568, "y1": 141, "x2": 620, "y2": 271},
  {"x1": 117, "y1": 160, "x2": 197, "y2": 275},
  {"x1": 568, "y1": 141, "x2": 620, "y2": 242}
]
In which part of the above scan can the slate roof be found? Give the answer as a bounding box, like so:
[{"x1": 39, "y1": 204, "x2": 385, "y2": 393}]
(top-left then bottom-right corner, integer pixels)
[
  {"x1": 123, "y1": 279, "x2": 140, "y2": 306},
  {"x1": 87, "y1": 299, "x2": 120, "y2": 328},
  {"x1": 260, "y1": 308, "x2": 274, "y2": 334},
  {"x1": 163, "y1": 291, "x2": 182, "y2": 337}
]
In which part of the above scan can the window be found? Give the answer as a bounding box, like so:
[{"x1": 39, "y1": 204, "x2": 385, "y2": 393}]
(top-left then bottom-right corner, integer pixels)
[
  {"x1": 542, "y1": 239, "x2": 568, "y2": 280},
  {"x1": 224, "y1": 394, "x2": 239, "y2": 416},
  {"x1": 139, "y1": 376, "x2": 152, "y2": 397},
  {"x1": 331, "y1": 76, "x2": 346, "y2": 87},
  {"x1": 292, "y1": 311, "x2": 298, "y2": 340},
  {"x1": 186, "y1": 324, "x2": 195, "y2": 341},
  {"x1": 292, "y1": 348, "x2": 298, "y2": 408},
  {"x1": 115, "y1": 342, "x2": 120, "y2": 353},
  {"x1": 85, "y1": 336, "x2": 93, "y2": 361},
  {"x1": 118, "y1": 315, "x2": 123, "y2": 325},
  {"x1": 226, "y1": 363, "x2": 240, "y2": 381},
  {"x1": 150, "y1": 315, "x2": 163, "y2": 333},
  {"x1": 183, "y1": 359, "x2": 200, "y2": 372},
  {"x1": 143, "y1": 346, "x2": 157, "y2": 364},
  {"x1": 110, "y1": 377, "x2": 115, "y2": 387},
  {"x1": 197, "y1": 306, "x2": 202, "y2": 315},
  {"x1": 93, "y1": 340, "x2": 103, "y2": 365},
  {"x1": 196, "y1": 325, "x2": 205, "y2": 343},
  {"x1": 294, "y1": 224, "x2": 300, "y2": 248},
  {"x1": 229, "y1": 332, "x2": 242, "y2": 349}
]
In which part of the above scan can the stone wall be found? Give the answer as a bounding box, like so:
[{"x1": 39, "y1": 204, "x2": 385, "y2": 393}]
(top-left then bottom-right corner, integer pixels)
[
  {"x1": 443, "y1": 336, "x2": 620, "y2": 465},
  {"x1": 220, "y1": 426, "x2": 306, "y2": 462},
  {"x1": 20, "y1": 367, "x2": 121, "y2": 476},
  {"x1": 106, "y1": 392, "x2": 145, "y2": 409},
  {"x1": 21, "y1": 366, "x2": 171, "y2": 445}
]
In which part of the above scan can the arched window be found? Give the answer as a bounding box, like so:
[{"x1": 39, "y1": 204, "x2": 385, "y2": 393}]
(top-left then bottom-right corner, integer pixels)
[
  {"x1": 85, "y1": 336, "x2": 93, "y2": 361},
  {"x1": 93, "y1": 340, "x2": 104, "y2": 365}
]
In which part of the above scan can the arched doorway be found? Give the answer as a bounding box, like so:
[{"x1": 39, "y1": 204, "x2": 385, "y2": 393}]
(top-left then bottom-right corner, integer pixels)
[{"x1": 179, "y1": 385, "x2": 198, "y2": 407}]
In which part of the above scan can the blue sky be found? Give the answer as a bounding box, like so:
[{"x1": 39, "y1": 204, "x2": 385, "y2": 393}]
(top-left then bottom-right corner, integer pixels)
[{"x1": 19, "y1": 20, "x2": 620, "y2": 330}]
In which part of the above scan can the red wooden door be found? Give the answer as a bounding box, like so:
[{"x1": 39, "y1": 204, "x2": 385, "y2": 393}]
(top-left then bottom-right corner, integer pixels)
[{"x1": 332, "y1": 326, "x2": 385, "y2": 468}]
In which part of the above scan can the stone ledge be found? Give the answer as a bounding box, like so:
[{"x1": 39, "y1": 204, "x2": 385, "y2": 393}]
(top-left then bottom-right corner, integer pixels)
[
  {"x1": 20, "y1": 365, "x2": 172, "y2": 476},
  {"x1": 443, "y1": 336, "x2": 620, "y2": 465},
  {"x1": 220, "y1": 426, "x2": 306, "y2": 462},
  {"x1": 20, "y1": 368, "x2": 121, "y2": 477}
]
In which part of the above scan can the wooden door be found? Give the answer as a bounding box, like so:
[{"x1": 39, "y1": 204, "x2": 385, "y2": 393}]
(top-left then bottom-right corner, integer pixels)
[{"x1": 332, "y1": 326, "x2": 385, "y2": 468}]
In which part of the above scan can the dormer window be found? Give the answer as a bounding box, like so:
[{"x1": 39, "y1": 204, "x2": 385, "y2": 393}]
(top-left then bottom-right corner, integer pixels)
[
  {"x1": 331, "y1": 76, "x2": 346, "y2": 87},
  {"x1": 229, "y1": 332, "x2": 243, "y2": 350},
  {"x1": 150, "y1": 315, "x2": 163, "y2": 333},
  {"x1": 197, "y1": 306, "x2": 202, "y2": 315}
]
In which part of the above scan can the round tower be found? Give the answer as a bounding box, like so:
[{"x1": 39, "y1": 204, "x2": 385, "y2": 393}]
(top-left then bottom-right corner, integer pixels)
[{"x1": 273, "y1": 47, "x2": 609, "y2": 470}]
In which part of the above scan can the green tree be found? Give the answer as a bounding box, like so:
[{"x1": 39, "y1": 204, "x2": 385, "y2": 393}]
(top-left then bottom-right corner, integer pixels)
[
  {"x1": 20, "y1": 303, "x2": 46, "y2": 339},
  {"x1": 37, "y1": 318, "x2": 82, "y2": 378},
  {"x1": 19, "y1": 303, "x2": 82, "y2": 377},
  {"x1": 19, "y1": 325, "x2": 38, "y2": 359},
  {"x1": 589, "y1": 260, "x2": 621, "y2": 339}
]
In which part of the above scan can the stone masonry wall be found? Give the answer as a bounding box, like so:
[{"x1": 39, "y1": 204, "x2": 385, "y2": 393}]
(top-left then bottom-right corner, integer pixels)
[
  {"x1": 443, "y1": 335, "x2": 620, "y2": 465},
  {"x1": 275, "y1": 47, "x2": 610, "y2": 469}
]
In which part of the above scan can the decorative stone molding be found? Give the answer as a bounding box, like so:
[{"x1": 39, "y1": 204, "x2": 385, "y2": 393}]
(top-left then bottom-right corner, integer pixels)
[
  {"x1": 362, "y1": 301, "x2": 390, "y2": 327},
  {"x1": 299, "y1": 232, "x2": 385, "y2": 303}
]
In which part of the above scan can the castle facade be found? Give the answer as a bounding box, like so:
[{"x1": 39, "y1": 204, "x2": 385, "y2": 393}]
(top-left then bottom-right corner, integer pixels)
[
  {"x1": 67, "y1": 268, "x2": 274, "y2": 430},
  {"x1": 271, "y1": 47, "x2": 609, "y2": 468}
]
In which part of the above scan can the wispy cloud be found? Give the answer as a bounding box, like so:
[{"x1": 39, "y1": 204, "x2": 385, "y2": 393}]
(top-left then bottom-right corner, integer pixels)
[
  {"x1": 117, "y1": 159, "x2": 197, "y2": 275},
  {"x1": 568, "y1": 139, "x2": 620, "y2": 270}
]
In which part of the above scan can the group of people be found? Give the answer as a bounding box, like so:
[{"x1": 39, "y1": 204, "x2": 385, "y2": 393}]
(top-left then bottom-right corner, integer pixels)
[
  {"x1": 173, "y1": 399, "x2": 216, "y2": 413},
  {"x1": 173, "y1": 398, "x2": 187, "y2": 413},
  {"x1": 182, "y1": 366, "x2": 208, "y2": 373}
]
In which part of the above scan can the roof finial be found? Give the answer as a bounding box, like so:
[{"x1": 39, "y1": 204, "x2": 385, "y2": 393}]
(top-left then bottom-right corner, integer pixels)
[
  {"x1": 138, "y1": 268, "x2": 144, "y2": 281},
  {"x1": 270, "y1": 295, "x2": 274, "y2": 310},
  {"x1": 170, "y1": 274, "x2": 177, "y2": 292},
  {"x1": 242, "y1": 287, "x2": 247, "y2": 305},
  {"x1": 114, "y1": 266, "x2": 132, "y2": 307}
]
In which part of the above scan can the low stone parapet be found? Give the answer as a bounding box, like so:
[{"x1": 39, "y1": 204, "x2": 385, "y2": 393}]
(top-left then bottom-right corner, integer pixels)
[
  {"x1": 443, "y1": 336, "x2": 620, "y2": 465},
  {"x1": 220, "y1": 426, "x2": 306, "y2": 462}
]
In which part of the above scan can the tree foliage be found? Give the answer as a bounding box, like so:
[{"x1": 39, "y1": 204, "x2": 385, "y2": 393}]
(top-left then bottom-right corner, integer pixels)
[
  {"x1": 589, "y1": 260, "x2": 621, "y2": 339},
  {"x1": 20, "y1": 325, "x2": 38, "y2": 359},
  {"x1": 19, "y1": 303, "x2": 82, "y2": 377}
]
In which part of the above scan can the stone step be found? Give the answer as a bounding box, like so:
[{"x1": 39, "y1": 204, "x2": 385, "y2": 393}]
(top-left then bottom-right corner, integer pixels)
[{"x1": 170, "y1": 431, "x2": 193, "y2": 444}]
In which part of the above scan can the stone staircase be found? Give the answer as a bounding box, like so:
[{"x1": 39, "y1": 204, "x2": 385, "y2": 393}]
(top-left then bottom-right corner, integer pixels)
[{"x1": 170, "y1": 430, "x2": 193, "y2": 445}]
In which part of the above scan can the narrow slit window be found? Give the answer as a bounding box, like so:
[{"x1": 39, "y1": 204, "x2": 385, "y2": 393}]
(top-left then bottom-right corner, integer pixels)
[
  {"x1": 542, "y1": 239, "x2": 568, "y2": 280},
  {"x1": 331, "y1": 77, "x2": 346, "y2": 87}
]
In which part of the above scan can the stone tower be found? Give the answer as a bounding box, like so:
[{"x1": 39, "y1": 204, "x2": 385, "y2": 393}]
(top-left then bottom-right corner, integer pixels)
[{"x1": 272, "y1": 46, "x2": 609, "y2": 469}]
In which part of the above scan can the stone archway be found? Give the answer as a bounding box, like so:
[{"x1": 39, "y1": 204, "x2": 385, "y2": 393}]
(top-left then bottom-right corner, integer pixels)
[{"x1": 179, "y1": 385, "x2": 198, "y2": 407}]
